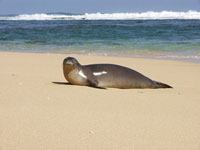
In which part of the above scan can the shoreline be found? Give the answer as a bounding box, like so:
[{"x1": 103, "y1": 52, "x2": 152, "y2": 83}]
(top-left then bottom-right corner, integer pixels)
[{"x1": 1, "y1": 50, "x2": 200, "y2": 64}]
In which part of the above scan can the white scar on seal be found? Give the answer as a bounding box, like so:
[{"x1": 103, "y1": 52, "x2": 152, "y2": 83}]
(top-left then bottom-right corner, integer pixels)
[
  {"x1": 93, "y1": 71, "x2": 107, "y2": 76},
  {"x1": 78, "y1": 70, "x2": 87, "y2": 79}
]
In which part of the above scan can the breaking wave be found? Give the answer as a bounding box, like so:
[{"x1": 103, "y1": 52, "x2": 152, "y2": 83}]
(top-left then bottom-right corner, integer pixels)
[{"x1": 0, "y1": 11, "x2": 200, "y2": 20}]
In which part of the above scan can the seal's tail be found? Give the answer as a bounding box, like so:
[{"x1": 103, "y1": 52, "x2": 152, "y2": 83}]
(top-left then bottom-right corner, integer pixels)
[{"x1": 153, "y1": 81, "x2": 172, "y2": 88}]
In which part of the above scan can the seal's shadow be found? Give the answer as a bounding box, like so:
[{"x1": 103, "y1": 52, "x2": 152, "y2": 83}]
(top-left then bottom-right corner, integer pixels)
[
  {"x1": 52, "y1": 81, "x2": 71, "y2": 85},
  {"x1": 51, "y1": 81, "x2": 106, "y2": 89}
]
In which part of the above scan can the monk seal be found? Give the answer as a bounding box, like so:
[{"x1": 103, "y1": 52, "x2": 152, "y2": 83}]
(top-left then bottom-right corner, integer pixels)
[{"x1": 63, "y1": 57, "x2": 172, "y2": 89}]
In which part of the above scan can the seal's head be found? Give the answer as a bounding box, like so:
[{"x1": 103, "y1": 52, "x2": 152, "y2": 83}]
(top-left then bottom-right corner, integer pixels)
[
  {"x1": 63, "y1": 57, "x2": 81, "y2": 73},
  {"x1": 63, "y1": 57, "x2": 79, "y2": 65}
]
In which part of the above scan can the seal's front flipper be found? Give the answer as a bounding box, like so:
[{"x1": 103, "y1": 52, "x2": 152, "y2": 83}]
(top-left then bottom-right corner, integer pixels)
[
  {"x1": 87, "y1": 77, "x2": 98, "y2": 87},
  {"x1": 82, "y1": 68, "x2": 106, "y2": 89},
  {"x1": 87, "y1": 76, "x2": 106, "y2": 89}
]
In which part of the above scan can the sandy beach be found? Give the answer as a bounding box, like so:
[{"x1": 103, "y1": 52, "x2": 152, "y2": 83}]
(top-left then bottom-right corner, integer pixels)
[{"x1": 0, "y1": 52, "x2": 200, "y2": 150}]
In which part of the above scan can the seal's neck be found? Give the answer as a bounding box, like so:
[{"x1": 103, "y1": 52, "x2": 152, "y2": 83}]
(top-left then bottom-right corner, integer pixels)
[{"x1": 63, "y1": 63, "x2": 82, "y2": 75}]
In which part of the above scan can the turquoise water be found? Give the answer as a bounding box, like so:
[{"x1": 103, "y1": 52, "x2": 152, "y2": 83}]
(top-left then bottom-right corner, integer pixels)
[{"x1": 0, "y1": 19, "x2": 200, "y2": 62}]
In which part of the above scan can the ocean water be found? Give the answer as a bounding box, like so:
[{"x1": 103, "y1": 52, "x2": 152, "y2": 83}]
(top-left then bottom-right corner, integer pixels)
[{"x1": 0, "y1": 11, "x2": 200, "y2": 62}]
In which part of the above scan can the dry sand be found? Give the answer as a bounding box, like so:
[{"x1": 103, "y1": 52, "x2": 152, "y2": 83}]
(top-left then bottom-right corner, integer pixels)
[{"x1": 0, "y1": 52, "x2": 200, "y2": 150}]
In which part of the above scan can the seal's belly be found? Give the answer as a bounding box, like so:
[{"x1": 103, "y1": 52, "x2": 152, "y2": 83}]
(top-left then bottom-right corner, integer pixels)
[
  {"x1": 97, "y1": 75, "x2": 133, "y2": 88},
  {"x1": 96, "y1": 71, "x2": 153, "y2": 89}
]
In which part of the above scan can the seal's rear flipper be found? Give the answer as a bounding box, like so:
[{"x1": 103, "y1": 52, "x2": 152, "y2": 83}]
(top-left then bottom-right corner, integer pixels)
[{"x1": 153, "y1": 81, "x2": 173, "y2": 88}]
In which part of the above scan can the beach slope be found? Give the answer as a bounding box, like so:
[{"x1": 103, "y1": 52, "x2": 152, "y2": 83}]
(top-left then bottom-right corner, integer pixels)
[{"x1": 0, "y1": 52, "x2": 200, "y2": 150}]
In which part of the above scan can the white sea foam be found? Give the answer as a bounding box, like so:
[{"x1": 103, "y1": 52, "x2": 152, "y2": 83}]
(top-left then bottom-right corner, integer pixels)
[{"x1": 1, "y1": 11, "x2": 200, "y2": 20}]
